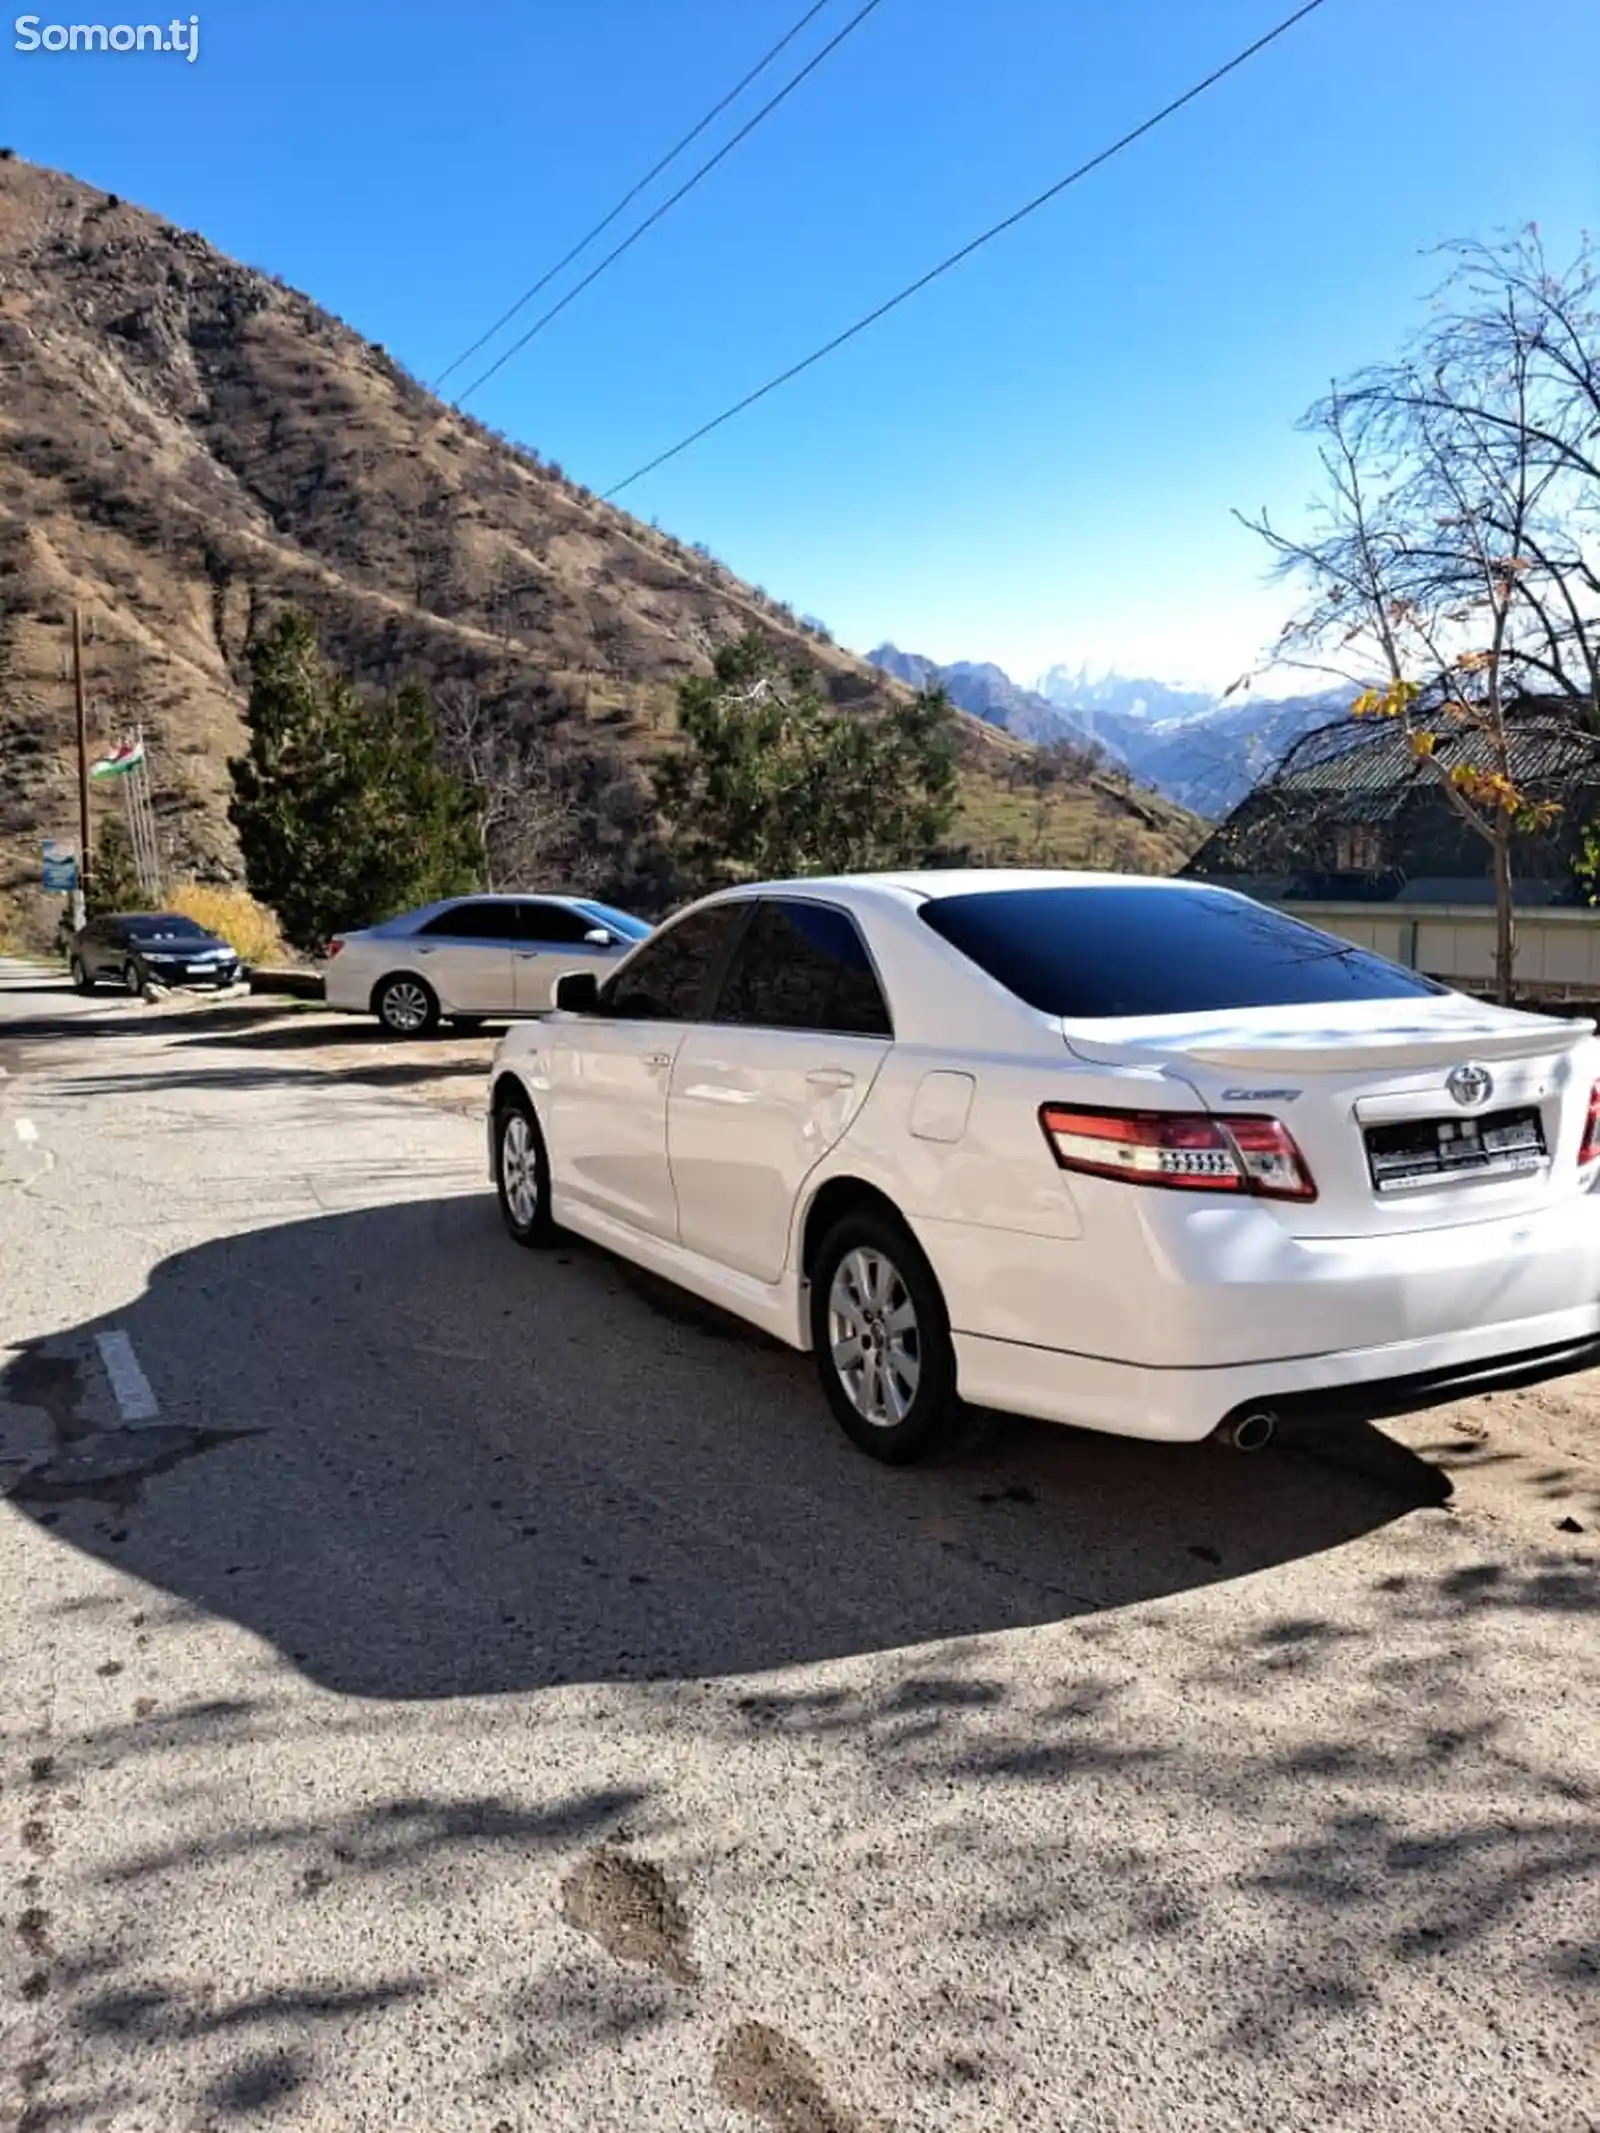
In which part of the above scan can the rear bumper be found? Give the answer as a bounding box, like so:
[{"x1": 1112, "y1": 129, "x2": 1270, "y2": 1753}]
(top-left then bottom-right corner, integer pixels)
[
  {"x1": 1220, "y1": 1332, "x2": 1600, "y2": 1432},
  {"x1": 922, "y1": 1181, "x2": 1600, "y2": 1371},
  {"x1": 953, "y1": 1301, "x2": 1600, "y2": 1445},
  {"x1": 321, "y1": 966, "x2": 365, "y2": 1013}
]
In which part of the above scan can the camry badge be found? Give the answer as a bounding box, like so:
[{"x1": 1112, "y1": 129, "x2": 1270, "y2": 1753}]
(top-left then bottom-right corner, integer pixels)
[{"x1": 1446, "y1": 1063, "x2": 1494, "y2": 1108}]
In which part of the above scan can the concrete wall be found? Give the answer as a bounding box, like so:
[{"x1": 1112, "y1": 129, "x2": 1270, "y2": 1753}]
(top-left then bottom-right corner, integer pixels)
[{"x1": 1285, "y1": 901, "x2": 1600, "y2": 996}]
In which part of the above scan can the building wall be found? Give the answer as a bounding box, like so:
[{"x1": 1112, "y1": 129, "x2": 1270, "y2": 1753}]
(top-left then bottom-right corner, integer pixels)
[{"x1": 1283, "y1": 901, "x2": 1600, "y2": 995}]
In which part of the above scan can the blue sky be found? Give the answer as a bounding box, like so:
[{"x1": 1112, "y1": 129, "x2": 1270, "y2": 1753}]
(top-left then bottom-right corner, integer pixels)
[{"x1": 6, "y1": 0, "x2": 1598, "y2": 689}]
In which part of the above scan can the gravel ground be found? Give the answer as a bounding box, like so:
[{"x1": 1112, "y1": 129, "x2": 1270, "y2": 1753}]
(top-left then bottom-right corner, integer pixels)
[{"x1": 1, "y1": 969, "x2": 1595, "y2": 2133}]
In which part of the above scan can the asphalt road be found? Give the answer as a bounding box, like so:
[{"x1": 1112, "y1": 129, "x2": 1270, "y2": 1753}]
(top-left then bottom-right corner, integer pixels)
[{"x1": 1, "y1": 965, "x2": 1595, "y2": 2133}]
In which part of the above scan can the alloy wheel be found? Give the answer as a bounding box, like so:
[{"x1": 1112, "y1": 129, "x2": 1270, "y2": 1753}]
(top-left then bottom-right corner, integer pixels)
[
  {"x1": 500, "y1": 1111, "x2": 540, "y2": 1230},
  {"x1": 381, "y1": 980, "x2": 430, "y2": 1034},
  {"x1": 826, "y1": 1245, "x2": 922, "y2": 1428}
]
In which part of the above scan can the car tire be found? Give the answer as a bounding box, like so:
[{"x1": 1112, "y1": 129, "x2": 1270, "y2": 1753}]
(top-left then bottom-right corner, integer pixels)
[
  {"x1": 374, "y1": 973, "x2": 440, "y2": 1038},
  {"x1": 70, "y1": 956, "x2": 95, "y2": 995},
  {"x1": 122, "y1": 960, "x2": 143, "y2": 996},
  {"x1": 495, "y1": 1091, "x2": 556, "y2": 1249},
  {"x1": 809, "y1": 1208, "x2": 960, "y2": 1464}
]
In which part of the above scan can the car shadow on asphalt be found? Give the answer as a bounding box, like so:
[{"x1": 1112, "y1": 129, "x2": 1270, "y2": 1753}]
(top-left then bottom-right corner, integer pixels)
[{"x1": 2, "y1": 1192, "x2": 1459, "y2": 1701}]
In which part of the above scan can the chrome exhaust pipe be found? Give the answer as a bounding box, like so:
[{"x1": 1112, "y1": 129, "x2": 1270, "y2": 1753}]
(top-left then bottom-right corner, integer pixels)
[{"x1": 1216, "y1": 1409, "x2": 1278, "y2": 1453}]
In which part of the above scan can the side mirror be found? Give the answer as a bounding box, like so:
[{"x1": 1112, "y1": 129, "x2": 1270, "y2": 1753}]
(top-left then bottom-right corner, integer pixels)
[
  {"x1": 582, "y1": 927, "x2": 613, "y2": 946},
  {"x1": 554, "y1": 970, "x2": 601, "y2": 1013}
]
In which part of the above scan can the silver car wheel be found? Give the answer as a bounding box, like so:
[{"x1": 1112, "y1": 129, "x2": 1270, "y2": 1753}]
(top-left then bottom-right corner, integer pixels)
[
  {"x1": 500, "y1": 1111, "x2": 540, "y2": 1230},
  {"x1": 123, "y1": 961, "x2": 141, "y2": 995},
  {"x1": 827, "y1": 1246, "x2": 921, "y2": 1429},
  {"x1": 381, "y1": 979, "x2": 430, "y2": 1034}
]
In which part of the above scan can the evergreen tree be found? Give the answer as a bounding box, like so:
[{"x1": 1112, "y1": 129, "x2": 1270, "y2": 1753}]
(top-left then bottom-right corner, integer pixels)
[
  {"x1": 229, "y1": 610, "x2": 481, "y2": 952},
  {"x1": 339, "y1": 678, "x2": 480, "y2": 922},
  {"x1": 85, "y1": 817, "x2": 142, "y2": 916},
  {"x1": 654, "y1": 634, "x2": 958, "y2": 891}
]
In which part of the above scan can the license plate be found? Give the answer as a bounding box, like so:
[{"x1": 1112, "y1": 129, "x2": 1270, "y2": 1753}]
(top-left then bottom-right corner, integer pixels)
[{"x1": 1365, "y1": 1104, "x2": 1547, "y2": 1193}]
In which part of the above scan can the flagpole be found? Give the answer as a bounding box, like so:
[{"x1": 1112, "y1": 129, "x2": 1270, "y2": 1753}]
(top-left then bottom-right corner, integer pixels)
[
  {"x1": 121, "y1": 748, "x2": 140, "y2": 893},
  {"x1": 133, "y1": 729, "x2": 161, "y2": 899},
  {"x1": 72, "y1": 607, "x2": 90, "y2": 925}
]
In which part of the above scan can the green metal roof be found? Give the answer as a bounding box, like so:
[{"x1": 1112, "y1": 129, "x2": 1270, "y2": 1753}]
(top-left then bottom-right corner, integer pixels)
[{"x1": 1271, "y1": 712, "x2": 1600, "y2": 810}]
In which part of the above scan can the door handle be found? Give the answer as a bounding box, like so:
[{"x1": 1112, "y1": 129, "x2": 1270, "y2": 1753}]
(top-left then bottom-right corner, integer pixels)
[
  {"x1": 515, "y1": 951, "x2": 543, "y2": 960},
  {"x1": 414, "y1": 947, "x2": 434, "y2": 957},
  {"x1": 806, "y1": 1067, "x2": 856, "y2": 1091}
]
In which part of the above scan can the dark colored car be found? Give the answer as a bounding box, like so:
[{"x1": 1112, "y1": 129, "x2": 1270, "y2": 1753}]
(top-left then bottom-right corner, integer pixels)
[{"x1": 70, "y1": 913, "x2": 243, "y2": 994}]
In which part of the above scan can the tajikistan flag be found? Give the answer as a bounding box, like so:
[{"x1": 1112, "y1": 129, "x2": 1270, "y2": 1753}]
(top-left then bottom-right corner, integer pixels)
[{"x1": 89, "y1": 736, "x2": 146, "y2": 780}]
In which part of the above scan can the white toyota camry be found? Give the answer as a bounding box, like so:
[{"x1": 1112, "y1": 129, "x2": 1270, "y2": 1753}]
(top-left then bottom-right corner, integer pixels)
[
  {"x1": 324, "y1": 893, "x2": 652, "y2": 1036},
  {"x1": 485, "y1": 869, "x2": 1600, "y2": 1462}
]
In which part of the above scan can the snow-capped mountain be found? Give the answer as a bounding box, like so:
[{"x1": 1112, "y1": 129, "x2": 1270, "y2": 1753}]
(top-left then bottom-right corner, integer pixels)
[
  {"x1": 867, "y1": 644, "x2": 1351, "y2": 815},
  {"x1": 1034, "y1": 664, "x2": 1219, "y2": 728},
  {"x1": 868, "y1": 646, "x2": 1099, "y2": 751}
]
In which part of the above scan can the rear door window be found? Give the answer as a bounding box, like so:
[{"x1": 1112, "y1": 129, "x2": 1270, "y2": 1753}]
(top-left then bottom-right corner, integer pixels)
[
  {"x1": 417, "y1": 902, "x2": 521, "y2": 941},
  {"x1": 518, "y1": 902, "x2": 596, "y2": 946},
  {"x1": 919, "y1": 885, "x2": 1445, "y2": 1018},
  {"x1": 712, "y1": 900, "x2": 893, "y2": 1037}
]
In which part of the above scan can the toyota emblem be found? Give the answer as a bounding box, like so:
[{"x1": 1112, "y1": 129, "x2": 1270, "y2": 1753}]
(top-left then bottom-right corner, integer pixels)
[{"x1": 1447, "y1": 1062, "x2": 1494, "y2": 1108}]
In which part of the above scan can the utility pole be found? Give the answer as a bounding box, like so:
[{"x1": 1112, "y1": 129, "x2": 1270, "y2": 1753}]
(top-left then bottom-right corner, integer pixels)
[{"x1": 71, "y1": 606, "x2": 90, "y2": 931}]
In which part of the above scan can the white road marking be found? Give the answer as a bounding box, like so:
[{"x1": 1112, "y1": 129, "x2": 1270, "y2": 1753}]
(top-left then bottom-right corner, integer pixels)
[
  {"x1": 14, "y1": 1118, "x2": 38, "y2": 1143},
  {"x1": 94, "y1": 1331, "x2": 161, "y2": 1427}
]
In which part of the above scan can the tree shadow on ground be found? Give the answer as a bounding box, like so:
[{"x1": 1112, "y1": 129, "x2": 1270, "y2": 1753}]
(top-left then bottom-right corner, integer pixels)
[
  {"x1": 2, "y1": 995, "x2": 501, "y2": 1054},
  {"x1": 1, "y1": 997, "x2": 497, "y2": 1098},
  {"x1": 51, "y1": 1060, "x2": 483, "y2": 1098},
  {"x1": 0, "y1": 1000, "x2": 274, "y2": 1049},
  {"x1": 171, "y1": 1015, "x2": 505, "y2": 1054},
  {"x1": 16, "y1": 1772, "x2": 647, "y2": 2131},
  {"x1": 19, "y1": 1555, "x2": 1594, "y2": 2133},
  {"x1": 2, "y1": 1193, "x2": 1450, "y2": 1700}
]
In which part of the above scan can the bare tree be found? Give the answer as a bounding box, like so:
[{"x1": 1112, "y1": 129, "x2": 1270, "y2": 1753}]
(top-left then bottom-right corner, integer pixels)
[
  {"x1": 1240, "y1": 232, "x2": 1600, "y2": 1003},
  {"x1": 433, "y1": 681, "x2": 568, "y2": 891},
  {"x1": 1364, "y1": 231, "x2": 1600, "y2": 721}
]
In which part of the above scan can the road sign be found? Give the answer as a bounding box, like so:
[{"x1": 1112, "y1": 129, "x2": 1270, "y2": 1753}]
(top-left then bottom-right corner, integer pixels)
[{"x1": 42, "y1": 839, "x2": 78, "y2": 893}]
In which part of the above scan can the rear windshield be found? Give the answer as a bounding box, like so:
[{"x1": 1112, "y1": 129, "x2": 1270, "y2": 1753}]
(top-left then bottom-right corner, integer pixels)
[{"x1": 918, "y1": 886, "x2": 1446, "y2": 1018}]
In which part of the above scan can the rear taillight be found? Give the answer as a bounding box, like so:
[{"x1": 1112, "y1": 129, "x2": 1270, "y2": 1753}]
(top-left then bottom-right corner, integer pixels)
[
  {"x1": 325, "y1": 938, "x2": 345, "y2": 960},
  {"x1": 1579, "y1": 1082, "x2": 1600, "y2": 1169},
  {"x1": 1039, "y1": 1104, "x2": 1317, "y2": 1202}
]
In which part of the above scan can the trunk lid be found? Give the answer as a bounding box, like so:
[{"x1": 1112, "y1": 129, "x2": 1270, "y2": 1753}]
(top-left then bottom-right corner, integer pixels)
[{"x1": 1063, "y1": 996, "x2": 1600, "y2": 1236}]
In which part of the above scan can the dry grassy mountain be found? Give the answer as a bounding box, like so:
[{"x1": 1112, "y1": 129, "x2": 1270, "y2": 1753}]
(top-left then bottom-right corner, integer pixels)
[{"x1": 0, "y1": 157, "x2": 1200, "y2": 944}]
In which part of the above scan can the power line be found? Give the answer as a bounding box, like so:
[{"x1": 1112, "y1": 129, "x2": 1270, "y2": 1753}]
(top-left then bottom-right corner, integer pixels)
[
  {"x1": 454, "y1": 0, "x2": 892, "y2": 407},
  {"x1": 432, "y1": 0, "x2": 841, "y2": 392},
  {"x1": 603, "y1": 0, "x2": 1331, "y2": 500}
]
